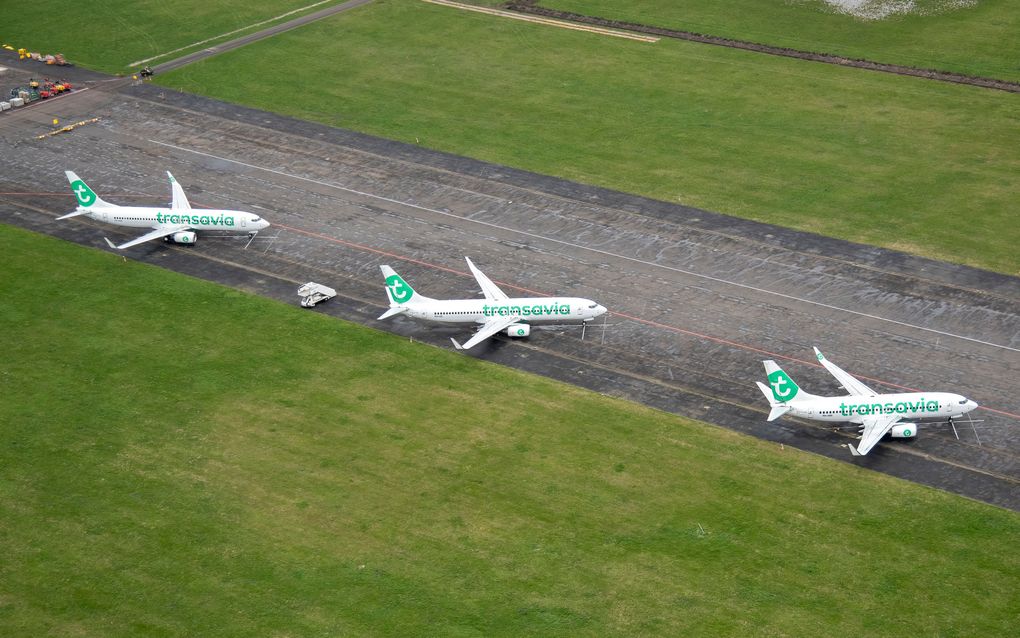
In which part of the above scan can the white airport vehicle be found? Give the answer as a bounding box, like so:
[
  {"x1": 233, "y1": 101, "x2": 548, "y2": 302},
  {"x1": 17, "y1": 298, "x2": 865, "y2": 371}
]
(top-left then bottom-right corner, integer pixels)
[
  {"x1": 377, "y1": 257, "x2": 607, "y2": 350},
  {"x1": 298, "y1": 282, "x2": 336, "y2": 308},
  {"x1": 756, "y1": 347, "x2": 978, "y2": 456},
  {"x1": 57, "y1": 170, "x2": 270, "y2": 249}
]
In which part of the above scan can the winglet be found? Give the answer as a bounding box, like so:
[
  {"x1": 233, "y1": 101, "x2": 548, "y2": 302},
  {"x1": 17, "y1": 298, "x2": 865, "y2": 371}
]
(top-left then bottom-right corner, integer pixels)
[
  {"x1": 755, "y1": 381, "x2": 775, "y2": 403},
  {"x1": 847, "y1": 443, "x2": 864, "y2": 457},
  {"x1": 104, "y1": 237, "x2": 122, "y2": 250},
  {"x1": 450, "y1": 338, "x2": 464, "y2": 350}
]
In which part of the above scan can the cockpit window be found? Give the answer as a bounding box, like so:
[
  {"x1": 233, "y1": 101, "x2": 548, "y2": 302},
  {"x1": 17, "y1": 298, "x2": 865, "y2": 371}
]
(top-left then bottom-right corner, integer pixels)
[
  {"x1": 588, "y1": 304, "x2": 597, "y2": 308},
  {"x1": 958, "y1": 399, "x2": 968, "y2": 404},
  {"x1": 252, "y1": 216, "x2": 261, "y2": 221}
]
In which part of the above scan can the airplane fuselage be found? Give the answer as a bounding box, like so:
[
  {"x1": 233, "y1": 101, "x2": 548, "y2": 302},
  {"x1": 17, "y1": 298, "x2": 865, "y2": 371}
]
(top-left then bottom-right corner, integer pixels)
[
  {"x1": 403, "y1": 297, "x2": 604, "y2": 325},
  {"x1": 785, "y1": 392, "x2": 975, "y2": 424},
  {"x1": 79, "y1": 204, "x2": 267, "y2": 231}
]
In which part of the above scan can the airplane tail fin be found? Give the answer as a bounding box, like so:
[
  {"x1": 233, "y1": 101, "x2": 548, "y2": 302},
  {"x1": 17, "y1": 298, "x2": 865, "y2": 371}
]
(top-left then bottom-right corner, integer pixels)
[
  {"x1": 379, "y1": 265, "x2": 433, "y2": 316},
  {"x1": 755, "y1": 381, "x2": 793, "y2": 421},
  {"x1": 61, "y1": 171, "x2": 113, "y2": 215},
  {"x1": 762, "y1": 360, "x2": 818, "y2": 404}
]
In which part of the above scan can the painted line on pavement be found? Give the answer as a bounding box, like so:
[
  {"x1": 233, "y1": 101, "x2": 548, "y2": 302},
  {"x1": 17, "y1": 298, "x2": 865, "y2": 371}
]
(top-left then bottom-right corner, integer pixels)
[{"x1": 149, "y1": 138, "x2": 1020, "y2": 356}]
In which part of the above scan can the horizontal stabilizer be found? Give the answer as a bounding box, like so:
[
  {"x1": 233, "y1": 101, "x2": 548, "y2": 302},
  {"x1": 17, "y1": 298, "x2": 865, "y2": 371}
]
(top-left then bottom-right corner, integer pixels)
[
  {"x1": 756, "y1": 381, "x2": 791, "y2": 421},
  {"x1": 755, "y1": 381, "x2": 775, "y2": 403},
  {"x1": 768, "y1": 405, "x2": 792, "y2": 422},
  {"x1": 56, "y1": 209, "x2": 91, "y2": 220},
  {"x1": 377, "y1": 306, "x2": 406, "y2": 321}
]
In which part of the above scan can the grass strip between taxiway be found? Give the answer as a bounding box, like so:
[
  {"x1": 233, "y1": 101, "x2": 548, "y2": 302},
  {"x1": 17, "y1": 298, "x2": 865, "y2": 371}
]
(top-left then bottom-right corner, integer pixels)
[{"x1": 2, "y1": 223, "x2": 1018, "y2": 635}]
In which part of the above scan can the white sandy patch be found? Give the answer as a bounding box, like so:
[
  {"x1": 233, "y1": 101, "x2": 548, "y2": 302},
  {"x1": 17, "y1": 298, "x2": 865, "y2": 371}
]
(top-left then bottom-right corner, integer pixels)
[{"x1": 819, "y1": 0, "x2": 977, "y2": 20}]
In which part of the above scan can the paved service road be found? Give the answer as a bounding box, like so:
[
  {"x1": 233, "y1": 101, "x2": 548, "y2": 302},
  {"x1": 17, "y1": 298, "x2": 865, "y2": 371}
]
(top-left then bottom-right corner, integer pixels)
[
  {"x1": 151, "y1": 0, "x2": 375, "y2": 74},
  {"x1": 2, "y1": 62, "x2": 1017, "y2": 510}
]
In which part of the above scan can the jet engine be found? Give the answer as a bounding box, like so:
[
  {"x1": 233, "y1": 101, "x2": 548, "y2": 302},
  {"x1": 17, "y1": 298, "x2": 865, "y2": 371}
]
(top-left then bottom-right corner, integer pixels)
[
  {"x1": 506, "y1": 323, "x2": 530, "y2": 338},
  {"x1": 169, "y1": 231, "x2": 197, "y2": 244},
  {"x1": 890, "y1": 423, "x2": 918, "y2": 438}
]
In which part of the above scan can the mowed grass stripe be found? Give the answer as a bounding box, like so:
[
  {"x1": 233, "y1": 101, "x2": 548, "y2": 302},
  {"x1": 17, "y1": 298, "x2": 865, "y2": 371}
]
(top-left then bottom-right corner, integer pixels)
[
  {"x1": 0, "y1": 0, "x2": 329, "y2": 73},
  {"x1": 155, "y1": 0, "x2": 1019, "y2": 274},
  {"x1": 544, "y1": 0, "x2": 1020, "y2": 82},
  {"x1": 1, "y1": 225, "x2": 1018, "y2": 636}
]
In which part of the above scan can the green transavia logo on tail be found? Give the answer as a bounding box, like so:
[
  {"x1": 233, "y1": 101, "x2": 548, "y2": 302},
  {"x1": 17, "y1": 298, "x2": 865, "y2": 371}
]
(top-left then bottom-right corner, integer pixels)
[
  {"x1": 386, "y1": 274, "x2": 414, "y2": 303},
  {"x1": 71, "y1": 180, "x2": 96, "y2": 207},
  {"x1": 768, "y1": 369, "x2": 798, "y2": 402}
]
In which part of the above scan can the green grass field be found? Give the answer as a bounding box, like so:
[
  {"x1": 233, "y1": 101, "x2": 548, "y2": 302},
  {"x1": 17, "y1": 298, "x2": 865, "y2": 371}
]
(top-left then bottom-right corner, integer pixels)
[
  {"x1": 4, "y1": 1, "x2": 1018, "y2": 273},
  {"x1": 153, "y1": 0, "x2": 1019, "y2": 274},
  {"x1": 2, "y1": 224, "x2": 1019, "y2": 636},
  {"x1": 544, "y1": 0, "x2": 1020, "y2": 82},
  {"x1": 2, "y1": 0, "x2": 325, "y2": 72}
]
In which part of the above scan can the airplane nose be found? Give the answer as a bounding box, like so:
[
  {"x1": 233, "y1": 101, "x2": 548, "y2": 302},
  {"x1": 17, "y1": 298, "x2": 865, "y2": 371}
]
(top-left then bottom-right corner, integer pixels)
[
  {"x1": 596, "y1": 304, "x2": 607, "y2": 316},
  {"x1": 966, "y1": 400, "x2": 979, "y2": 411}
]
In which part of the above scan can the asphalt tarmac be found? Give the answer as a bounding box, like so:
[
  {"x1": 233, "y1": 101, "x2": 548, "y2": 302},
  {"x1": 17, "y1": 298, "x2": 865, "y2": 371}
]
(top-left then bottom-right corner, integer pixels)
[{"x1": 2, "y1": 58, "x2": 1017, "y2": 510}]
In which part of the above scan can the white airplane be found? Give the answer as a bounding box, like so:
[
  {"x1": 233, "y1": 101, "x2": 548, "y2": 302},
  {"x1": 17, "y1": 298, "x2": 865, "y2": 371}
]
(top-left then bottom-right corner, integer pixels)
[
  {"x1": 756, "y1": 347, "x2": 978, "y2": 456},
  {"x1": 377, "y1": 257, "x2": 607, "y2": 350},
  {"x1": 57, "y1": 170, "x2": 270, "y2": 249}
]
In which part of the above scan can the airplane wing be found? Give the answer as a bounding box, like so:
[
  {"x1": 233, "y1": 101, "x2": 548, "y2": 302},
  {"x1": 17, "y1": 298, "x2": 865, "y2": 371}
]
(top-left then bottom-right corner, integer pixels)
[
  {"x1": 167, "y1": 172, "x2": 191, "y2": 210},
  {"x1": 849, "y1": 413, "x2": 900, "y2": 456},
  {"x1": 814, "y1": 347, "x2": 877, "y2": 397},
  {"x1": 465, "y1": 257, "x2": 509, "y2": 302},
  {"x1": 104, "y1": 224, "x2": 190, "y2": 250},
  {"x1": 451, "y1": 314, "x2": 521, "y2": 350}
]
